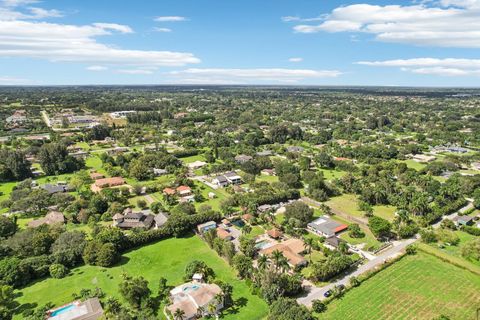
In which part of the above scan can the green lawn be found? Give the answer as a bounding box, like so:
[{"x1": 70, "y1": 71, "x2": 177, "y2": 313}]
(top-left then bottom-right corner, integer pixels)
[
  {"x1": 319, "y1": 252, "x2": 480, "y2": 320},
  {"x1": 319, "y1": 169, "x2": 347, "y2": 181},
  {"x1": 14, "y1": 235, "x2": 268, "y2": 320},
  {"x1": 427, "y1": 230, "x2": 480, "y2": 267},
  {"x1": 0, "y1": 181, "x2": 17, "y2": 202},
  {"x1": 193, "y1": 180, "x2": 230, "y2": 211},
  {"x1": 326, "y1": 194, "x2": 396, "y2": 222},
  {"x1": 180, "y1": 154, "x2": 206, "y2": 163},
  {"x1": 401, "y1": 159, "x2": 427, "y2": 171},
  {"x1": 256, "y1": 174, "x2": 279, "y2": 184}
]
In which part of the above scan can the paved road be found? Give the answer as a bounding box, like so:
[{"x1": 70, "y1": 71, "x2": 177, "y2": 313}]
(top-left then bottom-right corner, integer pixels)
[{"x1": 297, "y1": 237, "x2": 417, "y2": 306}]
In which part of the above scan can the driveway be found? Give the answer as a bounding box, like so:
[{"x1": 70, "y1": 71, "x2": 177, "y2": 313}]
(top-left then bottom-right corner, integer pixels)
[
  {"x1": 297, "y1": 199, "x2": 473, "y2": 307},
  {"x1": 297, "y1": 237, "x2": 417, "y2": 306}
]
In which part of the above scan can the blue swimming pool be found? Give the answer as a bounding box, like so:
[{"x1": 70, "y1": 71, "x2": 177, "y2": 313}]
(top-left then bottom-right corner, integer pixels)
[
  {"x1": 50, "y1": 304, "x2": 76, "y2": 317},
  {"x1": 255, "y1": 240, "x2": 272, "y2": 250},
  {"x1": 231, "y1": 220, "x2": 245, "y2": 228},
  {"x1": 182, "y1": 284, "x2": 200, "y2": 292}
]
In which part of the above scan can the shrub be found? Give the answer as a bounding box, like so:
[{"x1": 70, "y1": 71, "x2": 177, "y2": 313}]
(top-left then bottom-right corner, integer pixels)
[{"x1": 49, "y1": 263, "x2": 68, "y2": 279}]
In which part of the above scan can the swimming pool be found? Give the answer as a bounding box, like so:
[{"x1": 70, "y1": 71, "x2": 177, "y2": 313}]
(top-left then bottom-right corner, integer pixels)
[
  {"x1": 50, "y1": 304, "x2": 76, "y2": 317},
  {"x1": 182, "y1": 284, "x2": 200, "y2": 292},
  {"x1": 255, "y1": 240, "x2": 272, "y2": 250},
  {"x1": 231, "y1": 220, "x2": 245, "y2": 228}
]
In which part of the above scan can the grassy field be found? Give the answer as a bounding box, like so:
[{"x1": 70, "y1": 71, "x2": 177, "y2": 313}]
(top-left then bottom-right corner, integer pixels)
[
  {"x1": 14, "y1": 235, "x2": 268, "y2": 320},
  {"x1": 318, "y1": 252, "x2": 480, "y2": 320},
  {"x1": 319, "y1": 168, "x2": 347, "y2": 181},
  {"x1": 431, "y1": 230, "x2": 480, "y2": 267},
  {"x1": 326, "y1": 194, "x2": 396, "y2": 222}
]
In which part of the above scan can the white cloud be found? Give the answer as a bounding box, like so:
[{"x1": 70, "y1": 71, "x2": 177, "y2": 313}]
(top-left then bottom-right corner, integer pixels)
[
  {"x1": 117, "y1": 69, "x2": 154, "y2": 75},
  {"x1": 167, "y1": 68, "x2": 342, "y2": 84},
  {"x1": 288, "y1": 57, "x2": 303, "y2": 62},
  {"x1": 154, "y1": 16, "x2": 187, "y2": 22},
  {"x1": 86, "y1": 65, "x2": 108, "y2": 71},
  {"x1": 0, "y1": 20, "x2": 200, "y2": 66},
  {"x1": 0, "y1": 75, "x2": 29, "y2": 84},
  {"x1": 2, "y1": 0, "x2": 39, "y2": 7},
  {"x1": 282, "y1": 16, "x2": 324, "y2": 22},
  {"x1": 357, "y1": 58, "x2": 480, "y2": 76},
  {"x1": 291, "y1": 2, "x2": 480, "y2": 47},
  {"x1": 154, "y1": 27, "x2": 172, "y2": 33},
  {"x1": 92, "y1": 23, "x2": 133, "y2": 34}
]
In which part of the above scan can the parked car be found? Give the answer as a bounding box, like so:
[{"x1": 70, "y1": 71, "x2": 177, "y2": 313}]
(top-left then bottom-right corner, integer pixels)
[{"x1": 324, "y1": 290, "x2": 332, "y2": 297}]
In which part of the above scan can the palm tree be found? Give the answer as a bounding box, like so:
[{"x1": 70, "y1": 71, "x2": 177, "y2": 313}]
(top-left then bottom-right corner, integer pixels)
[
  {"x1": 257, "y1": 254, "x2": 268, "y2": 270},
  {"x1": 270, "y1": 250, "x2": 284, "y2": 272},
  {"x1": 304, "y1": 237, "x2": 314, "y2": 262},
  {"x1": 207, "y1": 303, "x2": 218, "y2": 318},
  {"x1": 277, "y1": 255, "x2": 290, "y2": 273},
  {"x1": 173, "y1": 308, "x2": 185, "y2": 320},
  {"x1": 242, "y1": 224, "x2": 252, "y2": 235},
  {"x1": 196, "y1": 306, "x2": 205, "y2": 318}
]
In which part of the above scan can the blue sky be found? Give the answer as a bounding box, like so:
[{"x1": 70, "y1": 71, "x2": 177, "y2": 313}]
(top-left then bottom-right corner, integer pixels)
[{"x1": 0, "y1": 0, "x2": 480, "y2": 86}]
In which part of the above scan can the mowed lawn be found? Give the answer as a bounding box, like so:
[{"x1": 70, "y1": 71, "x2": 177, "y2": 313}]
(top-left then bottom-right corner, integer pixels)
[
  {"x1": 318, "y1": 252, "x2": 480, "y2": 320},
  {"x1": 326, "y1": 194, "x2": 396, "y2": 222},
  {"x1": 14, "y1": 235, "x2": 268, "y2": 320}
]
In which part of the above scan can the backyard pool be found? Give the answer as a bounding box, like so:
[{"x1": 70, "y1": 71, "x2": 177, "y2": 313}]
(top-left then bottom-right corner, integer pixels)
[
  {"x1": 255, "y1": 239, "x2": 273, "y2": 250},
  {"x1": 49, "y1": 304, "x2": 76, "y2": 317},
  {"x1": 231, "y1": 220, "x2": 245, "y2": 228}
]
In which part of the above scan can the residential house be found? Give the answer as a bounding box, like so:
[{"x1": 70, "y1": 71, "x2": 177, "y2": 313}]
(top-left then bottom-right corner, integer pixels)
[
  {"x1": 212, "y1": 175, "x2": 229, "y2": 188},
  {"x1": 256, "y1": 150, "x2": 273, "y2": 157},
  {"x1": 46, "y1": 297, "x2": 103, "y2": 320},
  {"x1": 259, "y1": 238, "x2": 307, "y2": 267},
  {"x1": 187, "y1": 161, "x2": 207, "y2": 170},
  {"x1": 177, "y1": 185, "x2": 195, "y2": 202},
  {"x1": 28, "y1": 211, "x2": 65, "y2": 228},
  {"x1": 324, "y1": 236, "x2": 345, "y2": 250},
  {"x1": 6, "y1": 110, "x2": 27, "y2": 124},
  {"x1": 163, "y1": 187, "x2": 176, "y2": 196},
  {"x1": 307, "y1": 217, "x2": 348, "y2": 238},
  {"x1": 167, "y1": 282, "x2": 223, "y2": 320},
  {"x1": 91, "y1": 177, "x2": 125, "y2": 192},
  {"x1": 412, "y1": 154, "x2": 436, "y2": 163},
  {"x1": 217, "y1": 227, "x2": 233, "y2": 240},
  {"x1": 154, "y1": 212, "x2": 169, "y2": 229},
  {"x1": 224, "y1": 171, "x2": 242, "y2": 185},
  {"x1": 90, "y1": 172, "x2": 105, "y2": 180},
  {"x1": 197, "y1": 221, "x2": 217, "y2": 234},
  {"x1": 42, "y1": 183, "x2": 69, "y2": 194},
  {"x1": 453, "y1": 215, "x2": 474, "y2": 227},
  {"x1": 267, "y1": 229, "x2": 283, "y2": 239},
  {"x1": 112, "y1": 208, "x2": 155, "y2": 229},
  {"x1": 260, "y1": 169, "x2": 275, "y2": 176},
  {"x1": 286, "y1": 146, "x2": 304, "y2": 153},
  {"x1": 235, "y1": 154, "x2": 253, "y2": 164}
]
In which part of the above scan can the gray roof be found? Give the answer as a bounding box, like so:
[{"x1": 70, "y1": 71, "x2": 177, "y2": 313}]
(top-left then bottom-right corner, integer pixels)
[
  {"x1": 214, "y1": 175, "x2": 228, "y2": 183},
  {"x1": 224, "y1": 171, "x2": 240, "y2": 178},
  {"x1": 325, "y1": 236, "x2": 344, "y2": 248},
  {"x1": 286, "y1": 146, "x2": 304, "y2": 153},
  {"x1": 154, "y1": 212, "x2": 169, "y2": 227},
  {"x1": 256, "y1": 150, "x2": 272, "y2": 156},
  {"x1": 308, "y1": 217, "x2": 347, "y2": 237},
  {"x1": 235, "y1": 154, "x2": 253, "y2": 162},
  {"x1": 42, "y1": 184, "x2": 69, "y2": 194}
]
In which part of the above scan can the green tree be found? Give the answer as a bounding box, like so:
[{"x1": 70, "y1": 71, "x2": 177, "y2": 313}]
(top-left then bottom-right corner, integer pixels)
[
  {"x1": 119, "y1": 274, "x2": 151, "y2": 308},
  {"x1": 0, "y1": 216, "x2": 16, "y2": 239},
  {"x1": 49, "y1": 263, "x2": 68, "y2": 279},
  {"x1": 368, "y1": 216, "x2": 392, "y2": 239}
]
